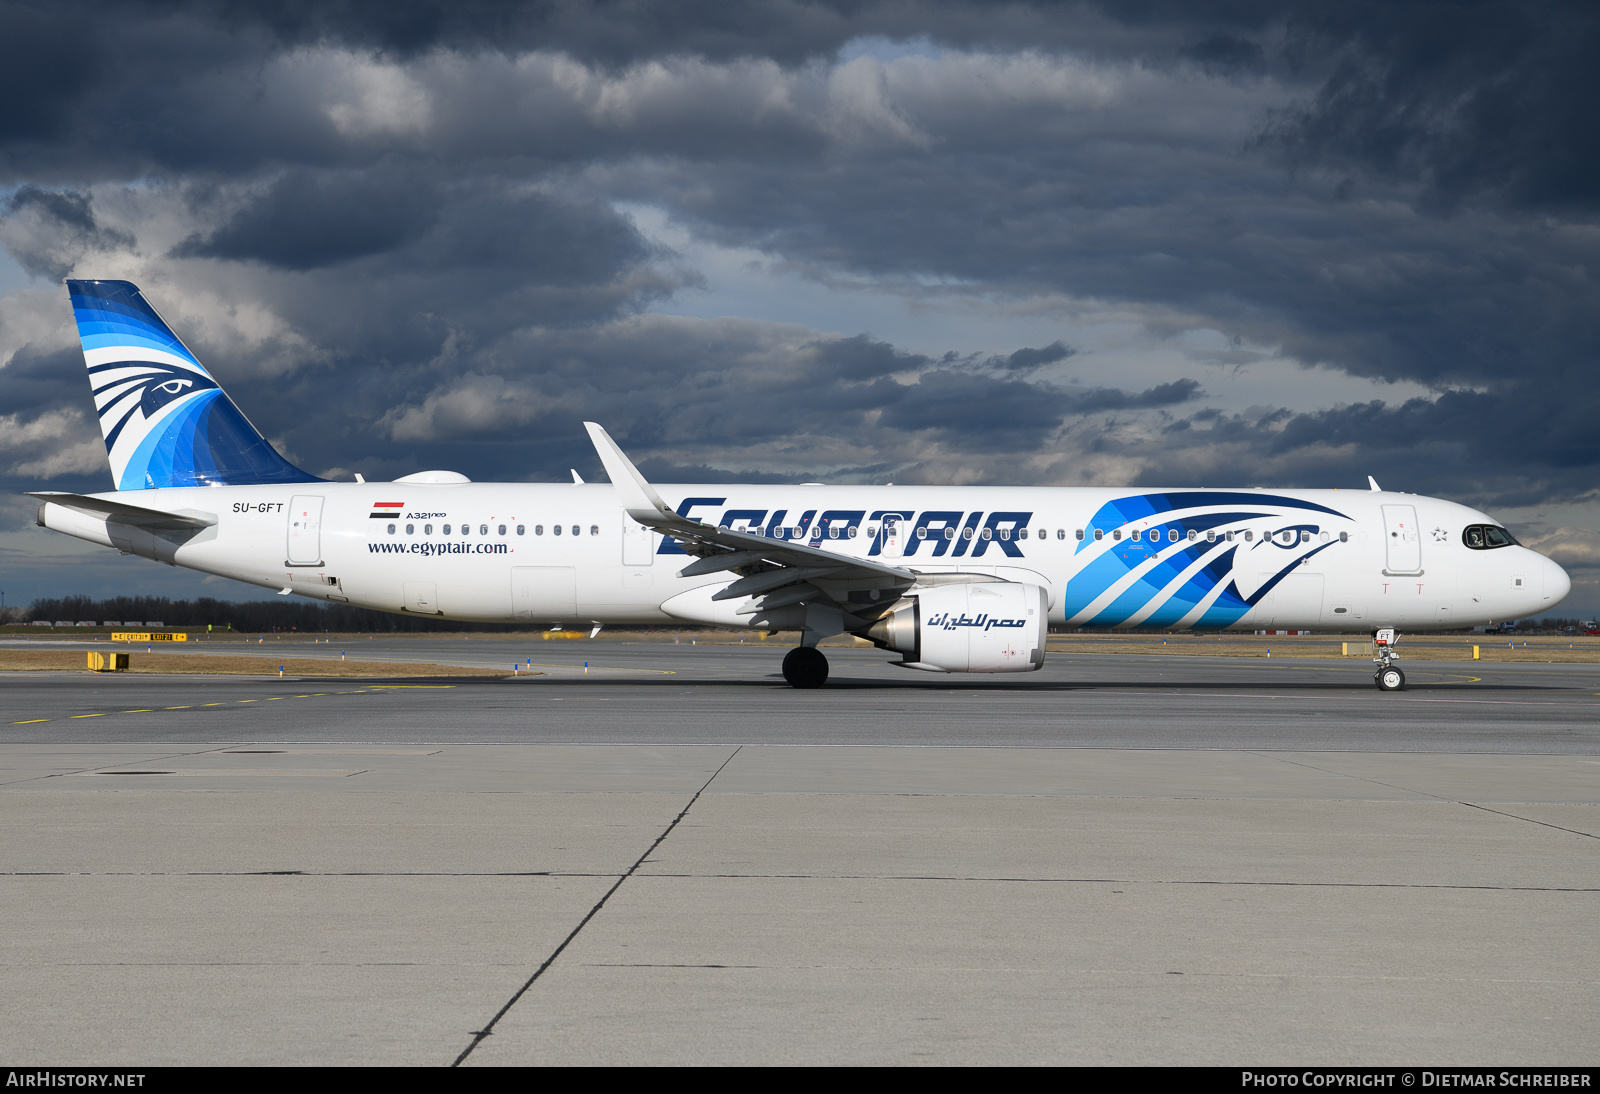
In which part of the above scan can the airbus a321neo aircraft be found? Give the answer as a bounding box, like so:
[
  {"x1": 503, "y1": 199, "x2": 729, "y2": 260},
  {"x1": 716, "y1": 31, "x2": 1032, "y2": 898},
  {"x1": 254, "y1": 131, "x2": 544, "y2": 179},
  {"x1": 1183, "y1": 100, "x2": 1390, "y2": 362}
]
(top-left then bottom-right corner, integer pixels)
[{"x1": 32, "y1": 280, "x2": 1570, "y2": 689}]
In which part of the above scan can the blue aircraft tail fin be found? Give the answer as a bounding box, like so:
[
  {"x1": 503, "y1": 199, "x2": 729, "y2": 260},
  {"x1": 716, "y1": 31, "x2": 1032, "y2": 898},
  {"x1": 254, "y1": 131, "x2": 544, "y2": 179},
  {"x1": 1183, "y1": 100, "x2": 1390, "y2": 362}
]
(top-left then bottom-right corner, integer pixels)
[{"x1": 66, "y1": 280, "x2": 321, "y2": 490}]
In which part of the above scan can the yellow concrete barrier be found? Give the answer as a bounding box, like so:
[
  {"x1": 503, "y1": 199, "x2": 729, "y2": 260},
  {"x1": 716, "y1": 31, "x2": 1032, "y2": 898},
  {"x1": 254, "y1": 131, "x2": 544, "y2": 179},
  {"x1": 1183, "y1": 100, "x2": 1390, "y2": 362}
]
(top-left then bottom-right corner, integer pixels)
[
  {"x1": 111, "y1": 632, "x2": 187, "y2": 642},
  {"x1": 1473, "y1": 645, "x2": 1480, "y2": 660},
  {"x1": 87, "y1": 651, "x2": 130, "y2": 672}
]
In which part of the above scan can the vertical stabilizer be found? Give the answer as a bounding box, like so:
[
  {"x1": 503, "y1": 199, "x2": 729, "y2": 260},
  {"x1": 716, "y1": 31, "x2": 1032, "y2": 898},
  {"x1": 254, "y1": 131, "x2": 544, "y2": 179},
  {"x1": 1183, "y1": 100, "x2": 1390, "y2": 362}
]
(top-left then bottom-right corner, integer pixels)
[{"x1": 67, "y1": 279, "x2": 320, "y2": 490}]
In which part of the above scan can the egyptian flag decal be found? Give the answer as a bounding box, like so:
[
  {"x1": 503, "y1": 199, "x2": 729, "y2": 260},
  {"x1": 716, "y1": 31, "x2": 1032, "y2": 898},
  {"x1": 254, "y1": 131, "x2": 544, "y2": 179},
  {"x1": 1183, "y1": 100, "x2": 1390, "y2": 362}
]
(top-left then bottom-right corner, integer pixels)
[{"x1": 371, "y1": 502, "x2": 404, "y2": 519}]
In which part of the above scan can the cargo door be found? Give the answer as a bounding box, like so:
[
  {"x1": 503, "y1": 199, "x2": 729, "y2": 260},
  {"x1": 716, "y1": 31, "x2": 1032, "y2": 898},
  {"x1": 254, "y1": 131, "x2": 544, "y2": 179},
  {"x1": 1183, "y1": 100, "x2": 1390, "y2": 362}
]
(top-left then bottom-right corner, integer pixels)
[
  {"x1": 1265, "y1": 573, "x2": 1324, "y2": 628},
  {"x1": 1382, "y1": 504, "x2": 1422, "y2": 573},
  {"x1": 287, "y1": 495, "x2": 324, "y2": 565},
  {"x1": 511, "y1": 566, "x2": 578, "y2": 621}
]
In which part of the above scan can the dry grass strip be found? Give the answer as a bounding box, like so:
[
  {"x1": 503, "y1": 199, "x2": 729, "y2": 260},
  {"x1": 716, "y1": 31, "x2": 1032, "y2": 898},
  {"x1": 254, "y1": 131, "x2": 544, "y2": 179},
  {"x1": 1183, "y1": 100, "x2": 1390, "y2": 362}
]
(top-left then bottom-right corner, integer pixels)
[{"x1": 0, "y1": 650, "x2": 513, "y2": 677}]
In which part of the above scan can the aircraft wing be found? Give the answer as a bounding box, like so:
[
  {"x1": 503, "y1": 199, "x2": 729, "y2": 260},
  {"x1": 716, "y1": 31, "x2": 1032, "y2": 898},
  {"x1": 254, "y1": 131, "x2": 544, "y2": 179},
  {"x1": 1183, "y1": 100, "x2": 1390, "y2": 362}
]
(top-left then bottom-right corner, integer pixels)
[
  {"x1": 29, "y1": 492, "x2": 217, "y2": 530},
  {"x1": 584, "y1": 422, "x2": 916, "y2": 614}
]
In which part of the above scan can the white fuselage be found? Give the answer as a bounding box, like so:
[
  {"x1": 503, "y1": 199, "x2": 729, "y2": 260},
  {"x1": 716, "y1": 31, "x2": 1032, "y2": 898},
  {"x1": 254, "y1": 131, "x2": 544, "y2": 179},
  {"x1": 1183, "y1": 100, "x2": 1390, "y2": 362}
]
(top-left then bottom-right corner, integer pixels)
[{"x1": 38, "y1": 481, "x2": 1568, "y2": 632}]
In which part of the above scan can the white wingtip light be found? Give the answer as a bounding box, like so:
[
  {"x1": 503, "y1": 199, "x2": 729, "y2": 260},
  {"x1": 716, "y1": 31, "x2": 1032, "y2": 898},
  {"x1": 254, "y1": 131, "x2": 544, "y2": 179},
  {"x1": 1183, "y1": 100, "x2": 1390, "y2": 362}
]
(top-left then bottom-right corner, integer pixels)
[
  {"x1": 583, "y1": 422, "x2": 674, "y2": 520},
  {"x1": 1368, "y1": 476, "x2": 1382, "y2": 492}
]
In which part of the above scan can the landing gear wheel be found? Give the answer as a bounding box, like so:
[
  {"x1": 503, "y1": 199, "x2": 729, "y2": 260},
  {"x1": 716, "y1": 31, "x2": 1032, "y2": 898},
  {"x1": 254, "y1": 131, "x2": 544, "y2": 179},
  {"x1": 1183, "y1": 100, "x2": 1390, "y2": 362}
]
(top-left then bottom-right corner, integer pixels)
[
  {"x1": 1376, "y1": 667, "x2": 1405, "y2": 692},
  {"x1": 782, "y1": 647, "x2": 829, "y2": 689}
]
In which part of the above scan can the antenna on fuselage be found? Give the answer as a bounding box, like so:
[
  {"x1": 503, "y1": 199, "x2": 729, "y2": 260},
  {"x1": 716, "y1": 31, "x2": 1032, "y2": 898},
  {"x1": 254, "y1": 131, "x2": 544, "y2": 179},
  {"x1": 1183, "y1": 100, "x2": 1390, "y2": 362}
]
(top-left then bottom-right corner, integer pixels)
[
  {"x1": 571, "y1": 469, "x2": 585, "y2": 484},
  {"x1": 1367, "y1": 476, "x2": 1382, "y2": 491}
]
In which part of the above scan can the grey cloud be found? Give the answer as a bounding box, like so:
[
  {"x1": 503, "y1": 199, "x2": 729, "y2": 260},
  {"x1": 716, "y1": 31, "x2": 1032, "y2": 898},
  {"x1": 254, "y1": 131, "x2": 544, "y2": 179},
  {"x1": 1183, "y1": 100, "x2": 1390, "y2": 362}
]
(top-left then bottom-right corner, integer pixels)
[
  {"x1": 1184, "y1": 34, "x2": 1267, "y2": 77},
  {"x1": 174, "y1": 168, "x2": 441, "y2": 269},
  {"x1": 4, "y1": 0, "x2": 1600, "y2": 604},
  {"x1": 0, "y1": 187, "x2": 134, "y2": 280},
  {"x1": 1265, "y1": 1, "x2": 1600, "y2": 213},
  {"x1": 0, "y1": 344, "x2": 91, "y2": 417},
  {"x1": 998, "y1": 340, "x2": 1075, "y2": 371}
]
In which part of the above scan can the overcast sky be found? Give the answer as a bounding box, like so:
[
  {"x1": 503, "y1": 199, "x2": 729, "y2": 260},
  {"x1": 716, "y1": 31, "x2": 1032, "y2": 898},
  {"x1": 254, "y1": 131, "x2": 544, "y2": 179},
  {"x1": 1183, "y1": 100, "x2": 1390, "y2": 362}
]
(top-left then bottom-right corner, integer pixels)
[{"x1": 2, "y1": 0, "x2": 1599, "y2": 612}]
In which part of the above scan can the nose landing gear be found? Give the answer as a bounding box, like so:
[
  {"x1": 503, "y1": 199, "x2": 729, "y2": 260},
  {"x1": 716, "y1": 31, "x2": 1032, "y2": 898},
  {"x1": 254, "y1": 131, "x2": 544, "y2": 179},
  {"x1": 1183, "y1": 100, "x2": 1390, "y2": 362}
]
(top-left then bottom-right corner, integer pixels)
[
  {"x1": 782, "y1": 646, "x2": 829, "y2": 689},
  {"x1": 1372, "y1": 628, "x2": 1405, "y2": 691}
]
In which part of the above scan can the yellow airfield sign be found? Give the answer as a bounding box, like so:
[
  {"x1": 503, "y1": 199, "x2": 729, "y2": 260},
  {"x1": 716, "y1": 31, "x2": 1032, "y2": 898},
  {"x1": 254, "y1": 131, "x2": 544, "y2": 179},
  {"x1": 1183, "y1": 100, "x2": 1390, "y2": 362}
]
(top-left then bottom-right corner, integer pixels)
[{"x1": 111, "y1": 632, "x2": 187, "y2": 642}]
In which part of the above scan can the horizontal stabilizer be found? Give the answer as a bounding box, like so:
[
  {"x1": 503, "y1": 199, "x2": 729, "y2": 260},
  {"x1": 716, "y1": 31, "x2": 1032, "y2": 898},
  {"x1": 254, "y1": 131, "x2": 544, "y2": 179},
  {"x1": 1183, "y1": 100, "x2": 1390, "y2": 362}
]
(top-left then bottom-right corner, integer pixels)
[{"x1": 30, "y1": 491, "x2": 216, "y2": 530}]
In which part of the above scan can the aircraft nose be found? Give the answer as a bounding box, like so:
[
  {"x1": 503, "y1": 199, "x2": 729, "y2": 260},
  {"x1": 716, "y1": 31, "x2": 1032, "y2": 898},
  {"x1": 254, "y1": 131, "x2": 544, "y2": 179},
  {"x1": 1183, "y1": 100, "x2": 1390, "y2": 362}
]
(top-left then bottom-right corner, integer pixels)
[{"x1": 1544, "y1": 552, "x2": 1572, "y2": 608}]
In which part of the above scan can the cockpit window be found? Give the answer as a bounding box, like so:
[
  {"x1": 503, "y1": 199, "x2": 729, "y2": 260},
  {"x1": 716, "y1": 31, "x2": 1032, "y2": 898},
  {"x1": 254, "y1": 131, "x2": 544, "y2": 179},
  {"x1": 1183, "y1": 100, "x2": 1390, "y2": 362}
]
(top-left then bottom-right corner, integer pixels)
[{"x1": 1463, "y1": 524, "x2": 1518, "y2": 550}]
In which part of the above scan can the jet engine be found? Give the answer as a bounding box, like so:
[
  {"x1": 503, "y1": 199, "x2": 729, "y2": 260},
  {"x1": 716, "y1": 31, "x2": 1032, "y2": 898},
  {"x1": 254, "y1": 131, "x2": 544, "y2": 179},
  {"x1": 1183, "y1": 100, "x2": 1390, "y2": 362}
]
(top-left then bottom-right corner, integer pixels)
[{"x1": 862, "y1": 581, "x2": 1047, "y2": 672}]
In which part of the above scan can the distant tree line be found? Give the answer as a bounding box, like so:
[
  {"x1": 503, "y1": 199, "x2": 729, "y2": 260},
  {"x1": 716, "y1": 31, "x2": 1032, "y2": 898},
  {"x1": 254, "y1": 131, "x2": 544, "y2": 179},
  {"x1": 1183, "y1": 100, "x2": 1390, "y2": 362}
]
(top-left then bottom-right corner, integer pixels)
[{"x1": 21, "y1": 595, "x2": 542, "y2": 633}]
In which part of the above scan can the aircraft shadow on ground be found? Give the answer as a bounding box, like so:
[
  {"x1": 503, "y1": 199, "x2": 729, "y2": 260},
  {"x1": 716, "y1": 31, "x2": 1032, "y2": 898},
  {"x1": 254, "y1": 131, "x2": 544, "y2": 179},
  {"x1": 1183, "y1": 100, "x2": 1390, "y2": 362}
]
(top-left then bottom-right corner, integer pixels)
[{"x1": 471, "y1": 674, "x2": 1574, "y2": 694}]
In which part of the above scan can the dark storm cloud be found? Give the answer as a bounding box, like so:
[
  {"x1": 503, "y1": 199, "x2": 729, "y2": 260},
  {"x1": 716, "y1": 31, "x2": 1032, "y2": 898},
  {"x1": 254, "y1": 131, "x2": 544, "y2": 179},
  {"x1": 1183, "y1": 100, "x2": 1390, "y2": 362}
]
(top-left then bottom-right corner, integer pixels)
[
  {"x1": 996, "y1": 341, "x2": 1076, "y2": 371},
  {"x1": 116, "y1": 0, "x2": 1280, "y2": 67},
  {"x1": 1264, "y1": 1, "x2": 1600, "y2": 213},
  {"x1": 173, "y1": 169, "x2": 441, "y2": 269},
  {"x1": 0, "y1": 344, "x2": 89, "y2": 417},
  {"x1": 2, "y1": 0, "x2": 1599, "y2": 537}
]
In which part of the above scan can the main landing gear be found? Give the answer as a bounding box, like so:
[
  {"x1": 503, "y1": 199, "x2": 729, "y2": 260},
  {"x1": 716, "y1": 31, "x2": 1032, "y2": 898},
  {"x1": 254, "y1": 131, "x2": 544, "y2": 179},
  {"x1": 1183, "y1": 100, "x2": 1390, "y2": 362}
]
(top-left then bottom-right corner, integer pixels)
[
  {"x1": 1372, "y1": 627, "x2": 1405, "y2": 691},
  {"x1": 782, "y1": 646, "x2": 829, "y2": 689}
]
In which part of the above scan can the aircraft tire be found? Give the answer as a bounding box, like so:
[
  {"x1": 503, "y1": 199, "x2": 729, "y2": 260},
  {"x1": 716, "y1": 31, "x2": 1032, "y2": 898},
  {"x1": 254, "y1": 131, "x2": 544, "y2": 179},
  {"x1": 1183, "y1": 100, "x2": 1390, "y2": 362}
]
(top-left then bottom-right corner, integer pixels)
[
  {"x1": 1376, "y1": 667, "x2": 1405, "y2": 692},
  {"x1": 782, "y1": 647, "x2": 829, "y2": 689}
]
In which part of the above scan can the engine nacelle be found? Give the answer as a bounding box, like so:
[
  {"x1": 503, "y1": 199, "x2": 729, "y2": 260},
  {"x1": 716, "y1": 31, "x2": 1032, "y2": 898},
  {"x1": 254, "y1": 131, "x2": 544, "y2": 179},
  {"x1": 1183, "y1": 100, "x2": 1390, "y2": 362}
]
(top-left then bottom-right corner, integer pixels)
[{"x1": 864, "y1": 581, "x2": 1047, "y2": 672}]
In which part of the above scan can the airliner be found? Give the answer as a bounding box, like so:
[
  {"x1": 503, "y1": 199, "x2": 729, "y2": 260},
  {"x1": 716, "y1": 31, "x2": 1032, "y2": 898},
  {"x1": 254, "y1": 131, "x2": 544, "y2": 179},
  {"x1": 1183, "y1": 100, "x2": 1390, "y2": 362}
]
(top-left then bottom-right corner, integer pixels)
[{"x1": 30, "y1": 280, "x2": 1570, "y2": 689}]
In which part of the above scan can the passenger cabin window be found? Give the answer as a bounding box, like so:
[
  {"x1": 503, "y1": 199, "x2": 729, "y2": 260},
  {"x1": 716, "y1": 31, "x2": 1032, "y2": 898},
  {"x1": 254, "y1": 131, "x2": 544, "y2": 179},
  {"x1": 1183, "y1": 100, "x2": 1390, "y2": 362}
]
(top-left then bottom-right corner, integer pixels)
[
  {"x1": 1244, "y1": 531, "x2": 1253, "y2": 541},
  {"x1": 1093, "y1": 529, "x2": 1103, "y2": 541},
  {"x1": 387, "y1": 523, "x2": 395, "y2": 534},
  {"x1": 1187, "y1": 529, "x2": 1197, "y2": 541},
  {"x1": 481, "y1": 524, "x2": 490, "y2": 536},
  {"x1": 590, "y1": 525, "x2": 599, "y2": 536},
  {"x1": 1131, "y1": 529, "x2": 1142, "y2": 542},
  {"x1": 1112, "y1": 530, "x2": 1122, "y2": 541},
  {"x1": 554, "y1": 525, "x2": 562, "y2": 536},
  {"x1": 498, "y1": 525, "x2": 507, "y2": 535},
  {"x1": 535, "y1": 525, "x2": 544, "y2": 535},
  {"x1": 406, "y1": 524, "x2": 415, "y2": 535},
  {"x1": 1339, "y1": 531, "x2": 1348, "y2": 542},
  {"x1": 571, "y1": 525, "x2": 579, "y2": 536},
  {"x1": 517, "y1": 525, "x2": 525, "y2": 535},
  {"x1": 424, "y1": 524, "x2": 433, "y2": 535},
  {"x1": 1170, "y1": 528, "x2": 1180, "y2": 542},
  {"x1": 1206, "y1": 530, "x2": 1216, "y2": 542}
]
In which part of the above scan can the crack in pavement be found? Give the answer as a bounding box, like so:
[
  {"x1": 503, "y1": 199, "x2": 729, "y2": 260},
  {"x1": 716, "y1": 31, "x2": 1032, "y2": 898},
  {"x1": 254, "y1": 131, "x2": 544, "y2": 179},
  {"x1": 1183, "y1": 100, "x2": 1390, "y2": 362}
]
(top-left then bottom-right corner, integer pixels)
[{"x1": 450, "y1": 746, "x2": 743, "y2": 1067}]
